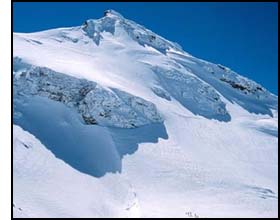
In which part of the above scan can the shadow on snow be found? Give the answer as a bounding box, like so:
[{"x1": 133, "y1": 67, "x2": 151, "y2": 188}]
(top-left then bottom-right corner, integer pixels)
[{"x1": 13, "y1": 96, "x2": 168, "y2": 177}]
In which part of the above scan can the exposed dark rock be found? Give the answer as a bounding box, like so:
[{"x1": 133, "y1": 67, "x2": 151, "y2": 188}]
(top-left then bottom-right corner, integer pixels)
[
  {"x1": 82, "y1": 115, "x2": 98, "y2": 125},
  {"x1": 49, "y1": 91, "x2": 64, "y2": 102},
  {"x1": 220, "y1": 78, "x2": 249, "y2": 92},
  {"x1": 79, "y1": 87, "x2": 92, "y2": 97},
  {"x1": 217, "y1": 64, "x2": 227, "y2": 71},
  {"x1": 22, "y1": 143, "x2": 30, "y2": 149}
]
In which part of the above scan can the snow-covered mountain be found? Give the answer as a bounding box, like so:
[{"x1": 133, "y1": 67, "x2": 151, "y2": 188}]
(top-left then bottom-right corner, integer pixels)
[{"x1": 13, "y1": 10, "x2": 278, "y2": 217}]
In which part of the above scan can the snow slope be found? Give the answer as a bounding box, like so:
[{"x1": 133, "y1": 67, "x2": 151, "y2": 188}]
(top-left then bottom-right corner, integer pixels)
[
  {"x1": 13, "y1": 9, "x2": 278, "y2": 217},
  {"x1": 13, "y1": 125, "x2": 140, "y2": 218}
]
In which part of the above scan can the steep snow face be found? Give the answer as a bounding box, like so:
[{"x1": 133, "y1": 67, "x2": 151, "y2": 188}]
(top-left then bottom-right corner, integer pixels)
[
  {"x1": 168, "y1": 52, "x2": 278, "y2": 116},
  {"x1": 13, "y1": 62, "x2": 168, "y2": 176},
  {"x1": 13, "y1": 10, "x2": 277, "y2": 120},
  {"x1": 13, "y1": 125, "x2": 141, "y2": 218},
  {"x1": 13, "y1": 10, "x2": 278, "y2": 218},
  {"x1": 13, "y1": 62, "x2": 163, "y2": 128},
  {"x1": 151, "y1": 65, "x2": 231, "y2": 121}
]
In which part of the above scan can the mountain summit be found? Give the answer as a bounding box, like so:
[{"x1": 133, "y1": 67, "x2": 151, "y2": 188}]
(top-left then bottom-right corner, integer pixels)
[
  {"x1": 82, "y1": 9, "x2": 183, "y2": 53},
  {"x1": 103, "y1": 9, "x2": 125, "y2": 18},
  {"x1": 13, "y1": 10, "x2": 278, "y2": 218}
]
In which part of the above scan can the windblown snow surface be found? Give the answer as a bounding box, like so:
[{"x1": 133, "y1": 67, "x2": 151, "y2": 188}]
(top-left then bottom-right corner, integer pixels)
[{"x1": 13, "y1": 10, "x2": 278, "y2": 218}]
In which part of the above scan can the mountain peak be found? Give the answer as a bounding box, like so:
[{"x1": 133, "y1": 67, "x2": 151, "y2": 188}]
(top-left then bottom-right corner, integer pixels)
[
  {"x1": 81, "y1": 9, "x2": 184, "y2": 53},
  {"x1": 13, "y1": 7, "x2": 278, "y2": 218},
  {"x1": 103, "y1": 9, "x2": 124, "y2": 19}
]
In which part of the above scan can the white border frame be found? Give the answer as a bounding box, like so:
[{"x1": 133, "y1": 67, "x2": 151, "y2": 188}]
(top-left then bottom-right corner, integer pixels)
[{"x1": 0, "y1": 0, "x2": 12, "y2": 219}]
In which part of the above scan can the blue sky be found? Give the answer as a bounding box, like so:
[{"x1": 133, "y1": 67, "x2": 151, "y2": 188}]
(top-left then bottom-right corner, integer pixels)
[{"x1": 13, "y1": 2, "x2": 278, "y2": 95}]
